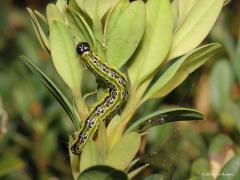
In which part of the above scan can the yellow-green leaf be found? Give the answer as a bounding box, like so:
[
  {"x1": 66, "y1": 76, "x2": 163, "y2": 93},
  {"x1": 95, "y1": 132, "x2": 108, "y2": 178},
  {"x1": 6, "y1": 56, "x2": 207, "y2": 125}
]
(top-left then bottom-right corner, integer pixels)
[
  {"x1": 66, "y1": 8, "x2": 95, "y2": 47},
  {"x1": 80, "y1": 140, "x2": 101, "y2": 172},
  {"x1": 79, "y1": 0, "x2": 119, "y2": 20},
  {"x1": 176, "y1": 0, "x2": 198, "y2": 29},
  {"x1": 27, "y1": 8, "x2": 49, "y2": 51},
  {"x1": 105, "y1": 0, "x2": 145, "y2": 68},
  {"x1": 49, "y1": 21, "x2": 82, "y2": 94},
  {"x1": 104, "y1": 132, "x2": 141, "y2": 170},
  {"x1": 168, "y1": 0, "x2": 224, "y2": 60},
  {"x1": 144, "y1": 43, "x2": 222, "y2": 100},
  {"x1": 128, "y1": 0, "x2": 173, "y2": 86},
  {"x1": 46, "y1": 3, "x2": 65, "y2": 25}
]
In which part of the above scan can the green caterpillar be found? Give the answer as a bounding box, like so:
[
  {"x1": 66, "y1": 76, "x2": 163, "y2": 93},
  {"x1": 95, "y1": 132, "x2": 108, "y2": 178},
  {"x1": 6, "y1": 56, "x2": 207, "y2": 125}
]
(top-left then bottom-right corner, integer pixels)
[{"x1": 71, "y1": 42, "x2": 128, "y2": 155}]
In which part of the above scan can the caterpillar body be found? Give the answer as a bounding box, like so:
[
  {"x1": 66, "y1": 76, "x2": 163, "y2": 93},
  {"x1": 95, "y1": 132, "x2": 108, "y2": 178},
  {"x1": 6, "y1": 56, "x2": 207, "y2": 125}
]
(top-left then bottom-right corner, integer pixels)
[{"x1": 71, "y1": 42, "x2": 128, "y2": 155}]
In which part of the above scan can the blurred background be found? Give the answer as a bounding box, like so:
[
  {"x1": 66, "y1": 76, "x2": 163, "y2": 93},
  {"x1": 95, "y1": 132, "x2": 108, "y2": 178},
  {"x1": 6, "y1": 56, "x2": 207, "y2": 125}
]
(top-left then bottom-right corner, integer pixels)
[{"x1": 0, "y1": 0, "x2": 240, "y2": 179}]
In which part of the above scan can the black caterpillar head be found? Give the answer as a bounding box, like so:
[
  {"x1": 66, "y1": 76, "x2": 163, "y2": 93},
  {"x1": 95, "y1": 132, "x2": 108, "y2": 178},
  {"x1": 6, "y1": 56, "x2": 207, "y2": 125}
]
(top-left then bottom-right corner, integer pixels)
[{"x1": 76, "y1": 42, "x2": 90, "y2": 55}]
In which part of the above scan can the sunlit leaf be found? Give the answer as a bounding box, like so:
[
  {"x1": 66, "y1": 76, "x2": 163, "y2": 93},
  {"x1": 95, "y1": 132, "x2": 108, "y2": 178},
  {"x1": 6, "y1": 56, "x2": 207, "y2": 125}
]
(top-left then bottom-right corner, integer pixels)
[
  {"x1": 78, "y1": 0, "x2": 119, "y2": 20},
  {"x1": 176, "y1": 0, "x2": 198, "y2": 29},
  {"x1": 168, "y1": 0, "x2": 224, "y2": 59},
  {"x1": 80, "y1": 140, "x2": 101, "y2": 172},
  {"x1": 105, "y1": 0, "x2": 145, "y2": 68},
  {"x1": 96, "y1": 121, "x2": 108, "y2": 162},
  {"x1": 66, "y1": 8, "x2": 95, "y2": 47},
  {"x1": 144, "y1": 43, "x2": 222, "y2": 100},
  {"x1": 104, "y1": 0, "x2": 130, "y2": 38},
  {"x1": 56, "y1": 0, "x2": 67, "y2": 13},
  {"x1": 104, "y1": 132, "x2": 141, "y2": 170},
  {"x1": 69, "y1": 136, "x2": 81, "y2": 180},
  {"x1": 46, "y1": 3, "x2": 65, "y2": 25},
  {"x1": 27, "y1": 8, "x2": 49, "y2": 51},
  {"x1": 128, "y1": 0, "x2": 173, "y2": 86},
  {"x1": 49, "y1": 21, "x2": 82, "y2": 95}
]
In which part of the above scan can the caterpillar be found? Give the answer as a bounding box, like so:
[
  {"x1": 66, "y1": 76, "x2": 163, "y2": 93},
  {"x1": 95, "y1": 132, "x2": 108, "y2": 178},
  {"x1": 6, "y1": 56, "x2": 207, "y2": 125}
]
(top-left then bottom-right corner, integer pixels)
[{"x1": 71, "y1": 42, "x2": 128, "y2": 155}]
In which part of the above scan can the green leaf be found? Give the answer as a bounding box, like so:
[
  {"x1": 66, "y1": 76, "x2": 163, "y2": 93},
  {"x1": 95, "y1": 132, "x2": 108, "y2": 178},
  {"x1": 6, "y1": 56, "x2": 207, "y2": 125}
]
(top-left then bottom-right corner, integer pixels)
[
  {"x1": 106, "y1": 115, "x2": 123, "y2": 150},
  {"x1": 104, "y1": 0, "x2": 130, "y2": 38},
  {"x1": 144, "y1": 43, "x2": 222, "y2": 100},
  {"x1": 210, "y1": 60, "x2": 234, "y2": 112},
  {"x1": 104, "y1": 132, "x2": 141, "y2": 170},
  {"x1": 34, "y1": 10, "x2": 48, "y2": 23},
  {"x1": 128, "y1": 0, "x2": 173, "y2": 85},
  {"x1": 80, "y1": 140, "x2": 101, "y2": 172},
  {"x1": 69, "y1": 0, "x2": 80, "y2": 12},
  {"x1": 79, "y1": 0, "x2": 119, "y2": 20},
  {"x1": 27, "y1": 8, "x2": 49, "y2": 51},
  {"x1": 78, "y1": 165, "x2": 128, "y2": 180},
  {"x1": 105, "y1": 0, "x2": 145, "y2": 68},
  {"x1": 168, "y1": 0, "x2": 224, "y2": 59},
  {"x1": 46, "y1": 3, "x2": 65, "y2": 25},
  {"x1": 126, "y1": 107, "x2": 204, "y2": 133},
  {"x1": 96, "y1": 121, "x2": 108, "y2": 162},
  {"x1": 66, "y1": 8, "x2": 95, "y2": 47},
  {"x1": 171, "y1": 0, "x2": 179, "y2": 30},
  {"x1": 176, "y1": 0, "x2": 198, "y2": 29},
  {"x1": 20, "y1": 56, "x2": 80, "y2": 129},
  {"x1": 0, "y1": 154, "x2": 25, "y2": 177},
  {"x1": 69, "y1": 136, "x2": 81, "y2": 179},
  {"x1": 217, "y1": 155, "x2": 240, "y2": 180},
  {"x1": 49, "y1": 21, "x2": 82, "y2": 94},
  {"x1": 56, "y1": 0, "x2": 67, "y2": 13}
]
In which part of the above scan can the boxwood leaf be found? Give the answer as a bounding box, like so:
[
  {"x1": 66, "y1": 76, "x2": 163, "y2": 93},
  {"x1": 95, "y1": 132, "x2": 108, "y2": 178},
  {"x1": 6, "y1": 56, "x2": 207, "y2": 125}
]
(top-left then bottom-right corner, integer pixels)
[
  {"x1": 96, "y1": 121, "x2": 108, "y2": 162},
  {"x1": 78, "y1": 165, "x2": 128, "y2": 180},
  {"x1": 69, "y1": 136, "x2": 81, "y2": 180},
  {"x1": 104, "y1": 0, "x2": 130, "y2": 39},
  {"x1": 126, "y1": 107, "x2": 204, "y2": 133},
  {"x1": 56, "y1": 0, "x2": 67, "y2": 13},
  {"x1": 79, "y1": 0, "x2": 119, "y2": 20},
  {"x1": 80, "y1": 140, "x2": 101, "y2": 172},
  {"x1": 66, "y1": 8, "x2": 95, "y2": 47},
  {"x1": 27, "y1": 8, "x2": 49, "y2": 51},
  {"x1": 176, "y1": 0, "x2": 198, "y2": 29},
  {"x1": 46, "y1": 3, "x2": 65, "y2": 25},
  {"x1": 104, "y1": 132, "x2": 141, "y2": 170},
  {"x1": 144, "y1": 43, "x2": 222, "y2": 100},
  {"x1": 49, "y1": 21, "x2": 82, "y2": 95},
  {"x1": 105, "y1": 0, "x2": 145, "y2": 68},
  {"x1": 128, "y1": 0, "x2": 173, "y2": 86},
  {"x1": 168, "y1": 0, "x2": 224, "y2": 60},
  {"x1": 20, "y1": 56, "x2": 80, "y2": 129}
]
